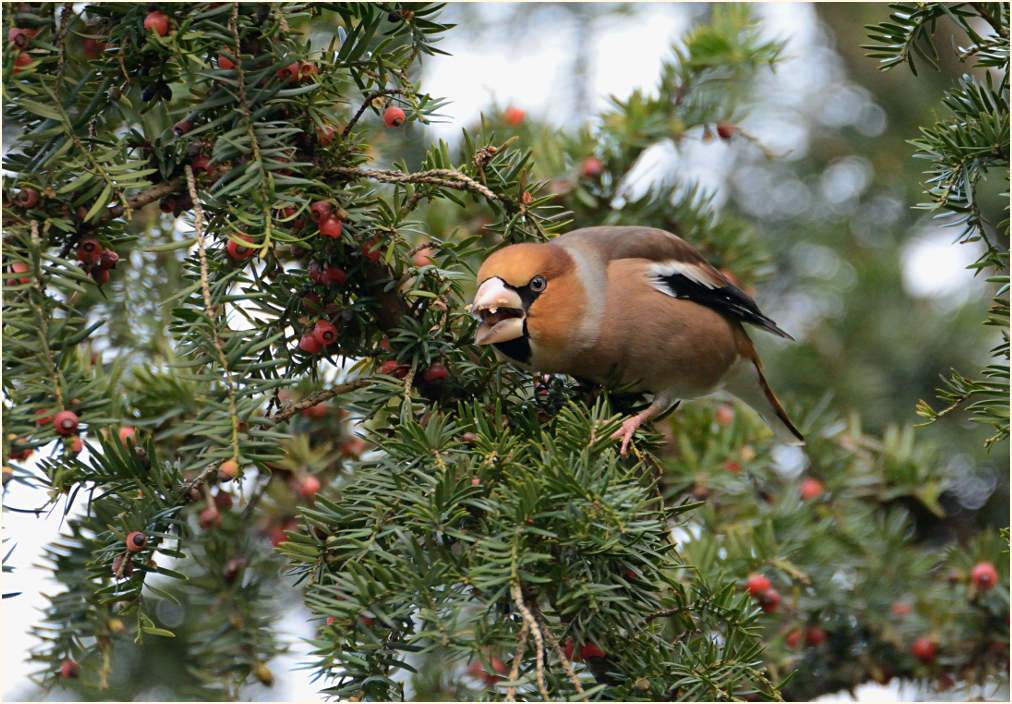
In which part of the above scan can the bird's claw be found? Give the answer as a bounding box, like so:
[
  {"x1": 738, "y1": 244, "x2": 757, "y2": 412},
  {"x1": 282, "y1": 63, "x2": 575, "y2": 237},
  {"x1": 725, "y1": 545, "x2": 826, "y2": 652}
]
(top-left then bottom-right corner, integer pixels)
[{"x1": 611, "y1": 416, "x2": 643, "y2": 457}]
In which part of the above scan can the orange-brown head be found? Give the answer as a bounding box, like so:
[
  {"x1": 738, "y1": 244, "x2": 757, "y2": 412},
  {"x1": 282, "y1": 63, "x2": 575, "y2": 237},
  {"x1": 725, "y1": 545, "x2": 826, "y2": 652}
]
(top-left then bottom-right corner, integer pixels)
[{"x1": 471, "y1": 243, "x2": 584, "y2": 367}]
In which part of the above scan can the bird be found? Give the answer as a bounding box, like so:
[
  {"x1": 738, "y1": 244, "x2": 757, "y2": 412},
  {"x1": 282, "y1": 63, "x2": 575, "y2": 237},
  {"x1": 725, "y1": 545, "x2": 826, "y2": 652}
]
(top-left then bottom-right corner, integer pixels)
[{"x1": 470, "y1": 225, "x2": 804, "y2": 455}]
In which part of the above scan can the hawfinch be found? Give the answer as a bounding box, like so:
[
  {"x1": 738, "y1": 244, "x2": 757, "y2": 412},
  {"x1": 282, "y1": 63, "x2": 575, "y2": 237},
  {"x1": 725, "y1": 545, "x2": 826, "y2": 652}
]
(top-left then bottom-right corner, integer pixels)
[{"x1": 471, "y1": 226, "x2": 804, "y2": 455}]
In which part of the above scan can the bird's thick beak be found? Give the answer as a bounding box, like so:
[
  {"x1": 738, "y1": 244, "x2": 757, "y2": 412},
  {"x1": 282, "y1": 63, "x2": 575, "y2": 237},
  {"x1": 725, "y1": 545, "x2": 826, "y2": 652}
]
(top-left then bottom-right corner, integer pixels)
[{"x1": 471, "y1": 278, "x2": 525, "y2": 346}]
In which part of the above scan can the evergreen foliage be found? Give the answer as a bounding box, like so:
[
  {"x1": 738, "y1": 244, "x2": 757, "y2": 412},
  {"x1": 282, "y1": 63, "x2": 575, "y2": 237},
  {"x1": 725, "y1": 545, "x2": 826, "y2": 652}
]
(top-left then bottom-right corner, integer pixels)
[{"x1": 2, "y1": 3, "x2": 1007, "y2": 701}]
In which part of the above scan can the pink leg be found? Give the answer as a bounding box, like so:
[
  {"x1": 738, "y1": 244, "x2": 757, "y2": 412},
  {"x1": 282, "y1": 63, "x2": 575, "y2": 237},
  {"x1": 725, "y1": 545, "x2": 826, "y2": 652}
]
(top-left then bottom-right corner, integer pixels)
[{"x1": 611, "y1": 402, "x2": 662, "y2": 457}]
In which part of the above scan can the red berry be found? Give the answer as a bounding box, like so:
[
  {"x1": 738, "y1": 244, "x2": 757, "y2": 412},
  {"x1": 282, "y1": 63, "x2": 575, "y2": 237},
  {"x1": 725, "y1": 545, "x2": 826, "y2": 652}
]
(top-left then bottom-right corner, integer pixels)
[
  {"x1": 199, "y1": 506, "x2": 222, "y2": 530},
  {"x1": 310, "y1": 201, "x2": 333, "y2": 223},
  {"x1": 60, "y1": 659, "x2": 80, "y2": 679},
  {"x1": 99, "y1": 251, "x2": 120, "y2": 270},
  {"x1": 312, "y1": 320, "x2": 338, "y2": 346},
  {"x1": 35, "y1": 408, "x2": 54, "y2": 424},
  {"x1": 191, "y1": 155, "x2": 211, "y2": 174},
  {"x1": 503, "y1": 106, "x2": 525, "y2": 126},
  {"x1": 227, "y1": 234, "x2": 255, "y2": 260},
  {"x1": 582, "y1": 157, "x2": 603, "y2": 179},
  {"x1": 82, "y1": 38, "x2": 107, "y2": 58},
  {"x1": 218, "y1": 460, "x2": 239, "y2": 481},
  {"x1": 785, "y1": 630, "x2": 801, "y2": 648},
  {"x1": 217, "y1": 53, "x2": 235, "y2": 69},
  {"x1": 380, "y1": 360, "x2": 407, "y2": 378},
  {"x1": 936, "y1": 672, "x2": 955, "y2": 692},
  {"x1": 471, "y1": 477, "x2": 480, "y2": 486},
  {"x1": 379, "y1": 336, "x2": 392, "y2": 352},
  {"x1": 422, "y1": 364, "x2": 448, "y2": 382},
  {"x1": 126, "y1": 531, "x2": 148, "y2": 552},
  {"x1": 302, "y1": 292, "x2": 322, "y2": 312},
  {"x1": 467, "y1": 656, "x2": 507, "y2": 686},
  {"x1": 160, "y1": 195, "x2": 177, "y2": 213},
  {"x1": 758, "y1": 588, "x2": 780, "y2": 612},
  {"x1": 308, "y1": 261, "x2": 324, "y2": 283},
  {"x1": 322, "y1": 266, "x2": 346, "y2": 288},
  {"x1": 214, "y1": 490, "x2": 233, "y2": 511},
  {"x1": 971, "y1": 562, "x2": 999, "y2": 590},
  {"x1": 747, "y1": 574, "x2": 771, "y2": 597},
  {"x1": 724, "y1": 461, "x2": 742, "y2": 472},
  {"x1": 383, "y1": 106, "x2": 405, "y2": 127},
  {"x1": 92, "y1": 268, "x2": 110, "y2": 285},
  {"x1": 805, "y1": 627, "x2": 827, "y2": 647},
  {"x1": 302, "y1": 403, "x2": 327, "y2": 420},
  {"x1": 799, "y1": 478, "x2": 824, "y2": 501},
  {"x1": 318, "y1": 125, "x2": 335, "y2": 147},
  {"x1": 891, "y1": 601, "x2": 913, "y2": 617},
  {"x1": 298, "y1": 62, "x2": 318, "y2": 82},
  {"x1": 716, "y1": 404, "x2": 735, "y2": 426},
  {"x1": 5, "y1": 262, "x2": 31, "y2": 286},
  {"x1": 319, "y1": 217, "x2": 343, "y2": 238},
  {"x1": 361, "y1": 238, "x2": 382, "y2": 262},
  {"x1": 16, "y1": 186, "x2": 39, "y2": 207},
  {"x1": 563, "y1": 639, "x2": 577, "y2": 662},
  {"x1": 277, "y1": 62, "x2": 299, "y2": 82},
  {"x1": 299, "y1": 334, "x2": 322, "y2": 354},
  {"x1": 580, "y1": 642, "x2": 607, "y2": 660},
  {"x1": 716, "y1": 122, "x2": 736, "y2": 140},
  {"x1": 326, "y1": 616, "x2": 338, "y2": 626},
  {"x1": 462, "y1": 432, "x2": 478, "y2": 446},
  {"x1": 299, "y1": 475, "x2": 321, "y2": 498},
  {"x1": 76, "y1": 239, "x2": 102, "y2": 263},
  {"x1": 54, "y1": 410, "x2": 79, "y2": 435},
  {"x1": 143, "y1": 11, "x2": 169, "y2": 36},
  {"x1": 911, "y1": 637, "x2": 937, "y2": 662},
  {"x1": 69, "y1": 437, "x2": 83, "y2": 454},
  {"x1": 8, "y1": 27, "x2": 35, "y2": 48},
  {"x1": 173, "y1": 120, "x2": 192, "y2": 136},
  {"x1": 12, "y1": 50, "x2": 33, "y2": 74},
  {"x1": 118, "y1": 426, "x2": 135, "y2": 443},
  {"x1": 411, "y1": 247, "x2": 435, "y2": 267}
]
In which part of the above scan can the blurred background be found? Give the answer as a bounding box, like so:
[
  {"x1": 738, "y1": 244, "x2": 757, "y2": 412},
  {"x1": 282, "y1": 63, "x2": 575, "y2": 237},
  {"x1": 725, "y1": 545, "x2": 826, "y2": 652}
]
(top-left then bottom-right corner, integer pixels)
[{"x1": 3, "y1": 2, "x2": 1007, "y2": 701}]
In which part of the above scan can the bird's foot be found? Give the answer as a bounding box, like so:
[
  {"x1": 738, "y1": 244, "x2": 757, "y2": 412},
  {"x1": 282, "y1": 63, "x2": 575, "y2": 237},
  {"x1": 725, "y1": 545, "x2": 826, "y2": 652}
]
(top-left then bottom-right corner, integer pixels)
[{"x1": 611, "y1": 415, "x2": 645, "y2": 457}]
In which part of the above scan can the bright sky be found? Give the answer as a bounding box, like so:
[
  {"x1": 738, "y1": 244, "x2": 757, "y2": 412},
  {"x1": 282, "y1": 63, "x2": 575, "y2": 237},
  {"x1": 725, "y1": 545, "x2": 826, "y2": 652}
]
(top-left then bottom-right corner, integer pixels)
[{"x1": 1, "y1": 3, "x2": 983, "y2": 701}]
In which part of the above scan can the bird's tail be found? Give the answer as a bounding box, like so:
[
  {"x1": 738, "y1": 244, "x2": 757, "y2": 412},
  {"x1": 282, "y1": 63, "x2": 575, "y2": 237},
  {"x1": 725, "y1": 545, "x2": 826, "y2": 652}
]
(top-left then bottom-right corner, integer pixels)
[{"x1": 723, "y1": 357, "x2": 805, "y2": 445}]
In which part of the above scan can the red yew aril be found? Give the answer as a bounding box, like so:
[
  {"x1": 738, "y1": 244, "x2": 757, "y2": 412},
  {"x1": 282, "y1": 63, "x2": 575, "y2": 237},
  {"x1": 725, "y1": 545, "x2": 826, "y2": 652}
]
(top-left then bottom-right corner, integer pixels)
[
  {"x1": 299, "y1": 334, "x2": 322, "y2": 354},
  {"x1": 214, "y1": 491, "x2": 233, "y2": 511},
  {"x1": 785, "y1": 630, "x2": 801, "y2": 648},
  {"x1": 747, "y1": 574, "x2": 771, "y2": 597},
  {"x1": 799, "y1": 477, "x2": 824, "y2": 501},
  {"x1": 582, "y1": 157, "x2": 603, "y2": 179},
  {"x1": 35, "y1": 408, "x2": 53, "y2": 425},
  {"x1": 54, "y1": 410, "x2": 79, "y2": 435},
  {"x1": 118, "y1": 426, "x2": 135, "y2": 443},
  {"x1": 504, "y1": 106, "x2": 525, "y2": 126},
  {"x1": 218, "y1": 460, "x2": 239, "y2": 481},
  {"x1": 69, "y1": 437, "x2": 84, "y2": 454},
  {"x1": 383, "y1": 106, "x2": 405, "y2": 127},
  {"x1": 911, "y1": 637, "x2": 937, "y2": 662},
  {"x1": 361, "y1": 238, "x2": 382, "y2": 262},
  {"x1": 318, "y1": 125, "x2": 336, "y2": 146},
  {"x1": 77, "y1": 238, "x2": 103, "y2": 264},
  {"x1": 716, "y1": 404, "x2": 735, "y2": 426},
  {"x1": 191, "y1": 155, "x2": 211, "y2": 174},
  {"x1": 302, "y1": 403, "x2": 326, "y2": 420},
  {"x1": 227, "y1": 234, "x2": 255, "y2": 260},
  {"x1": 716, "y1": 122, "x2": 736, "y2": 140},
  {"x1": 99, "y1": 251, "x2": 120, "y2": 269},
  {"x1": 298, "y1": 62, "x2": 318, "y2": 81},
  {"x1": 312, "y1": 320, "x2": 338, "y2": 346},
  {"x1": 380, "y1": 360, "x2": 408, "y2": 378},
  {"x1": 805, "y1": 627, "x2": 827, "y2": 647},
  {"x1": 93, "y1": 268, "x2": 110, "y2": 285},
  {"x1": 891, "y1": 601, "x2": 913, "y2": 617},
  {"x1": 173, "y1": 120, "x2": 192, "y2": 136},
  {"x1": 277, "y1": 62, "x2": 299, "y2": 82},
  {"x1": 341, "y1": 437, "x2": 368, "y2": 459},
  {"x1": 422, "y1": 364, "x2": 448, "y2": 382},
  {"x1": 758, "y1": 588, "x2": 780, "y2": 612},
  {"x1": 299, "y1": 475, "x2": 321, "y2": 497},
  {"x1": 143, "y1": 11, "x2": 169, "y2": 36},
  {"x1": 411, "y1": 247, "x2": 434, "y2": 267},
  {"x1": 199, "y1": 506, "x2": 222, "y2": 529},
  {"x1": 6, "y1": 262, "x2": 31, "y2": 286},
  {"x1": 466, "y1": 657, "x2": 507, "y2": 686},
  {"x1": 8, "y1": 27, "x2": 35, "y2": 48},
  {"x1": 160, "y1": 195, "x2": 177, "y2": 213},
  {"x1": 217, "y1": 53, "x2": 235, "y2": 69},
  {"x1": 61, "y1": 659, "x2": 81, "y2": 679},
  {"x1": 126, "y1": 531, "x2": 148, "y2": 551},
  {"x1": 970, "y1": 562, "x2": 999, "y2": 590},
  {"x1": 322, "y1": 266, "x2": 346, "y2": 288},
  {"x1": 724, "y1": 460, "x2": 742, "y2": 472},
  {"x1": 310, "y1": 201, "x2": 333, "y2": 222},
  {"x1": 580, "y1": 642, "x2": 607, "y2": 660},
  {"x1": 12, "y1": 50, "x2": 33, "y2": 74},
  {"x1": 319, "y1": 217, "x2": 342, "y2": 238}
]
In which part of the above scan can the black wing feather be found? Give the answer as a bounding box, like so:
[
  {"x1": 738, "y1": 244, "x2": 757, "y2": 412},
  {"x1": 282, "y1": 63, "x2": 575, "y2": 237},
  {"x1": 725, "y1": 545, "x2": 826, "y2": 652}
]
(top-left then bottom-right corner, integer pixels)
[{"x1": 658, "y1": 273, "x2": 794, "y2": 340}]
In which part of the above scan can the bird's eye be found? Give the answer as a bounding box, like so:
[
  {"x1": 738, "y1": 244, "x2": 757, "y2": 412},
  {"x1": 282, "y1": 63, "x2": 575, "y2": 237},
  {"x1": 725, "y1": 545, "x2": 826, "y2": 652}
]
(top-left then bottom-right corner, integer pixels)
[{"x1": 530, "y1": 275, "x2": 547, "y2": 292}]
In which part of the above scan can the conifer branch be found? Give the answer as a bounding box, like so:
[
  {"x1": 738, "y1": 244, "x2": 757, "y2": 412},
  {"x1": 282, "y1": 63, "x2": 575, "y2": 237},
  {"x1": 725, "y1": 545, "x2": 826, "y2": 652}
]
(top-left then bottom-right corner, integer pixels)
[
  {"x1": 505, "y1": 619, "x2": 529, "y2": 703},
  {"x1": 270, "y1": 378, "x2": 375, "y2": 423},
  {"x1": 532, "y1": 606, "x2": 586, "y2": 699},
  {"x1": 511, "y1": 582, "x2": 549, "y2": 700}
]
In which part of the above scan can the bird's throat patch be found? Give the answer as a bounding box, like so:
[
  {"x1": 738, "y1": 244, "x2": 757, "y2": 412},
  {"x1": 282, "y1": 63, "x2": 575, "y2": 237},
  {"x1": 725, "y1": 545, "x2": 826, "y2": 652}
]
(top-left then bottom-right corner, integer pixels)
[{"x1": 493, "y1": 320, "x2": 532, "y2": 364}]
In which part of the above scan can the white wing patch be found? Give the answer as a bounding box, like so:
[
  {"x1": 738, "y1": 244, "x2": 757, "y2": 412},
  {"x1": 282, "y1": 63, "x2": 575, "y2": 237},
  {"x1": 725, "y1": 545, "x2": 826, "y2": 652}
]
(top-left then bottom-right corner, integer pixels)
[{"x1": 647, "y1": 260, "x2": 725, "y2": 295}]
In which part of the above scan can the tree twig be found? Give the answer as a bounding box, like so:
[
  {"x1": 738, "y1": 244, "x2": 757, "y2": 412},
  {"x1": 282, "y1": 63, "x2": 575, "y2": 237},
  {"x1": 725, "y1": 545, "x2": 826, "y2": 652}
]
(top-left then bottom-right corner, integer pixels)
[
  {"x1": 328, "y1": 167, "x2": 504, "y2": 204},
  {"x1": 271, "y1": 378, "x2": 374, "y2": 423},
  {"x1": 511, "y1": 582, "x2": 549, "y2": 700},
  {"x1": 532, "y1": 604, "x2": 586, "y2": 700},
  {"x1": 636, "y1": 606, "x2": 685, "y2": 630},
  {"x1": 341, "y1": 89, "x2": 405, "y2": 137},
  {"x1": 505, "y1": 620, "x2": 530, "y2": 703}
]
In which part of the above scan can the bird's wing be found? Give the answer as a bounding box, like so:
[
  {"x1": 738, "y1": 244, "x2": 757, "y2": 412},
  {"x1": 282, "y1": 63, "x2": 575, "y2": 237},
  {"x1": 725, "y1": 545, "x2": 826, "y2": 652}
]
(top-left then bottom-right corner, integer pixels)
[{"x1": 555, "y1": 226, "x2": 794, "y2": 340}]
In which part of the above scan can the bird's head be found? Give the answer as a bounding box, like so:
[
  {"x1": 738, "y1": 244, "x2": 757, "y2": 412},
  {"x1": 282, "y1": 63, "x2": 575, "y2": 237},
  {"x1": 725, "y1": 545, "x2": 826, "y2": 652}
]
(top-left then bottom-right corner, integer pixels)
[{"x1": 470, "y1": 243, "x2": 579, "y2": 352}]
